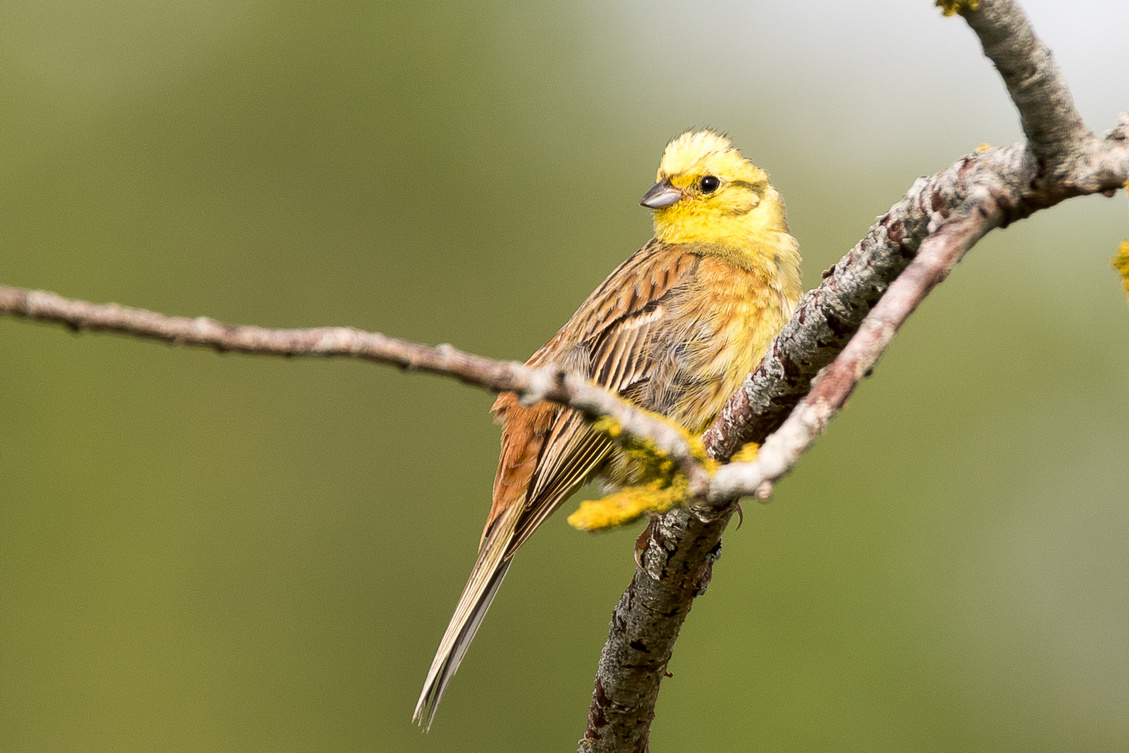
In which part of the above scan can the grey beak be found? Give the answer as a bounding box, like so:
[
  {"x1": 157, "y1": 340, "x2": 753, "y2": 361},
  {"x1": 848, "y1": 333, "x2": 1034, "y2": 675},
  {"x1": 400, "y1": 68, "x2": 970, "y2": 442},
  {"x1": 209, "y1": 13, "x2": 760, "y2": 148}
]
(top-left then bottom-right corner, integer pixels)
[{"x1": 640, "y1": 179, "x2": 684, "y2": 209}]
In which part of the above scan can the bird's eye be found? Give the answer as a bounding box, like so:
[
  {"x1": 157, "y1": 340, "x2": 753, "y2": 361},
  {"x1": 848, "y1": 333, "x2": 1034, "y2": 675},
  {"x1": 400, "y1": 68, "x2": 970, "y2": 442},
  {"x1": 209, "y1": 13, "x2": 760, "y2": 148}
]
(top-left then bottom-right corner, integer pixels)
[{"x1": 700, "y1": 175, "x2": 720, "y2": 193}]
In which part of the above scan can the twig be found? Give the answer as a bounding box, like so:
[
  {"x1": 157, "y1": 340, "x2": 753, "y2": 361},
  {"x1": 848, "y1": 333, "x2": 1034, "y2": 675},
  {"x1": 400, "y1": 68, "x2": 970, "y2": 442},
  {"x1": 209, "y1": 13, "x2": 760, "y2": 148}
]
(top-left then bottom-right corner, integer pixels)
[
  {"x1": 961, "y1": 0, "x2": 1090, "y2": 170},
  {"x1": 0, "y1": 286, "x2": 709, "y2": 491}
]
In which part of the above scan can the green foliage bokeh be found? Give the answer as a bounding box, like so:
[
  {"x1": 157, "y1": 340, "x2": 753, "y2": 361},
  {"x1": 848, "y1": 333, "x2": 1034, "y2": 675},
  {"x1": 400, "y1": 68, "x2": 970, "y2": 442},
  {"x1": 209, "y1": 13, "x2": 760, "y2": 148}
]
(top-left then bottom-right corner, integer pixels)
[{"x1": 1, "y1": 2, "x2": 1126, "y2": 751}]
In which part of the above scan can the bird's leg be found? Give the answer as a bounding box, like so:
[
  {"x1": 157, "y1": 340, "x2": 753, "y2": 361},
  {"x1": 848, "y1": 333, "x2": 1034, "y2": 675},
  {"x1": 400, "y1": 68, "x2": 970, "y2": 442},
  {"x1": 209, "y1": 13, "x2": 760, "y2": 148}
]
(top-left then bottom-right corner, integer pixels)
[{"x1": 634, "y1": 518, "x2": 655, "y2": 570}]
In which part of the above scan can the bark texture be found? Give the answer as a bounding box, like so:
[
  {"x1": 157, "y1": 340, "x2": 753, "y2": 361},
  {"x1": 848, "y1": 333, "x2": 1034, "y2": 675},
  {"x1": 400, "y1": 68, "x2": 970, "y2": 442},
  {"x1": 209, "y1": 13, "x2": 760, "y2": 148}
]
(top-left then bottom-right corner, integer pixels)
[{"x1": 580, "y1": 1, "x2": 1129, "y2": 750}]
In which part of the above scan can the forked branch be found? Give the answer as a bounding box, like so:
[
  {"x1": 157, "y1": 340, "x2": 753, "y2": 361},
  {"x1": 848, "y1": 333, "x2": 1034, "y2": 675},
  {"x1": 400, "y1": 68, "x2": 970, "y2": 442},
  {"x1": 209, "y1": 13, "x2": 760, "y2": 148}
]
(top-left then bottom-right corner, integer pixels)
[
  {"x1": 580, "y1": 0, "x2": 1128, "y2": 749},
  {"x1": 0, "y1": 0, "x2": 1126, "y2": 750}
]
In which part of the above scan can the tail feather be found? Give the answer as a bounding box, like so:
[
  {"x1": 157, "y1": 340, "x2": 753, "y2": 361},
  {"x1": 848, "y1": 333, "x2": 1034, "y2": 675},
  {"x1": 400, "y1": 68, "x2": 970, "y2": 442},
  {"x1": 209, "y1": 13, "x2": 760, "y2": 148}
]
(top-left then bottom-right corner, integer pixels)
[{"x1": 413, "y1": 512, "x2": 517, "y2": 731}]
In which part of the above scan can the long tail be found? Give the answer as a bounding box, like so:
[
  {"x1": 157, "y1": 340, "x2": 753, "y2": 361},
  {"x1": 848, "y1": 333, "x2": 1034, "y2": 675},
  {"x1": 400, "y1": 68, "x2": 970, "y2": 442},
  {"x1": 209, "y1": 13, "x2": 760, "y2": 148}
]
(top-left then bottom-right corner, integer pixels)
[{"x1": 413, "y1": 508, "x2": 518, "y2": 731}]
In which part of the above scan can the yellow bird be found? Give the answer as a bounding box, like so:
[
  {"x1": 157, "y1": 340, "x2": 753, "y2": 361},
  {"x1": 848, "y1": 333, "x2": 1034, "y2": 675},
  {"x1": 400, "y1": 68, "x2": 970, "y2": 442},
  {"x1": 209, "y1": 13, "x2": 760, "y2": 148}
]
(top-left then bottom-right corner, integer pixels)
[{"x1": 413, "y1": 129, "x2": 802, "y2": 729}]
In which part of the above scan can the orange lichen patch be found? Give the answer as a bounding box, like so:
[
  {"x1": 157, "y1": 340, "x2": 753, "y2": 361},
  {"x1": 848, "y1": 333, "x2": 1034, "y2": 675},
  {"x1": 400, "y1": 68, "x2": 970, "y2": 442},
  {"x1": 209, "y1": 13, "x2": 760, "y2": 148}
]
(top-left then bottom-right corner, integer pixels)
[
  {"x1": 1113, "y1": 240, "x2": 1129, "y2": 304},
  {"x1": 569, "y1": 414, "x2": 704, "y2": 531},
  {"x1": 568, "y1": 477, "x2": 689, "y2": 531},
  {"x1": 937, "y1": 0, "x2": 980, "y2": 16},
  {"x1": 729, "y1": 442, "x2": 760, "y2": 464}
]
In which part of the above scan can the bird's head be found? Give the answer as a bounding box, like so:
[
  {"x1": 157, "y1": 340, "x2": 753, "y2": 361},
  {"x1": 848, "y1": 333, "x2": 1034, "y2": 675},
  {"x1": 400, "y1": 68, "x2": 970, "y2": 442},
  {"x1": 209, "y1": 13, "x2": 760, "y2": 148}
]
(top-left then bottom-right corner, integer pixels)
[{"x1": 641, "y1": 130, "x2": 790, "y2": 251}]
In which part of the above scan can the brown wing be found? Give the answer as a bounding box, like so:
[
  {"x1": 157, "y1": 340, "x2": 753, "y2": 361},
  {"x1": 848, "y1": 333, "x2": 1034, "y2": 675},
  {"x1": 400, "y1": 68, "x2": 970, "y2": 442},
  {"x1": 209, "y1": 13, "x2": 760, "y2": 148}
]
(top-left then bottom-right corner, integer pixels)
[
  {"x1": 485, "y1": 239, "x2": 698, "y2": 553},
  {"x1": 417, "y1": 240, "x2": 698, "y2": 729}
]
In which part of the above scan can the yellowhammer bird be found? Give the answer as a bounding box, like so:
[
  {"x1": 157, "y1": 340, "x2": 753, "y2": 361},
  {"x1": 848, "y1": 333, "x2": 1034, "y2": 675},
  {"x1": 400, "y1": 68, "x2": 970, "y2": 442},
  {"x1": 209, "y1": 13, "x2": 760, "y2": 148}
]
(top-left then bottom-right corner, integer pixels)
[{"x1": 413, "y1": 129, "x2": 802, "y2": 729}]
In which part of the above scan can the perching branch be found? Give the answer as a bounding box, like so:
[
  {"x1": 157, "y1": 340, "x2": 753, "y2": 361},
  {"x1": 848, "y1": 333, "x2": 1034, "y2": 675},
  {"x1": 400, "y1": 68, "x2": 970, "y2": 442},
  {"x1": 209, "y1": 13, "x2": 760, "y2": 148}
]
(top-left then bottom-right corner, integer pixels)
[
  {"x1": 579, "y1": 0, "x2": 1129, "y2": 749},
  {"x1": 0, "y1": 286, "x2": 712, "y2": 494}
]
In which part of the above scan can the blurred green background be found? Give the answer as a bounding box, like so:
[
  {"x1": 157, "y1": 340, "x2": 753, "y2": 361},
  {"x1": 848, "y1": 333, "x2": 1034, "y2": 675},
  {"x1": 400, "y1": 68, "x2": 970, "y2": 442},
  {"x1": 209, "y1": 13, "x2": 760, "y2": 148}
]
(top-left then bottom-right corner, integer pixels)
[{"x1": 2, "y1": 1, "x2": 1126, "y2": 750}]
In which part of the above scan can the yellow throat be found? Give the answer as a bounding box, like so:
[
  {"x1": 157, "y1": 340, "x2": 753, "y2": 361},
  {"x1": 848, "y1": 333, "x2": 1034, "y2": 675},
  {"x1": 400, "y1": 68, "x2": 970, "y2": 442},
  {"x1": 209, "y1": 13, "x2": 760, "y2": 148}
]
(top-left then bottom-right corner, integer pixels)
[{"x1": 643, "y1": 130, "x2": 799, "y2": 282}]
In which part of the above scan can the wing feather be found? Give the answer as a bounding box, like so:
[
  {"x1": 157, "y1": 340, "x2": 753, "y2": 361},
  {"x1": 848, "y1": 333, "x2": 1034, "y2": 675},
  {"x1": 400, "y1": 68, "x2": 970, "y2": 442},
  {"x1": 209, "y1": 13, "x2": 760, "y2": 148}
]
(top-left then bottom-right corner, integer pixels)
[
  {"x1": 497, "y1": 241, "x2": 699, "y2": 555},
  {"x1": 417, "y1": 241, "x2": 698, "y2": 727}
]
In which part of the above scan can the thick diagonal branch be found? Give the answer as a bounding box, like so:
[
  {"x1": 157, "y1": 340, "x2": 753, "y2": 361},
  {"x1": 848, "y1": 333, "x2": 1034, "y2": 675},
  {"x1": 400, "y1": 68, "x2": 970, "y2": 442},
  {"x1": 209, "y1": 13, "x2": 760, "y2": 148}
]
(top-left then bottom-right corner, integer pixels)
[
  {"x1": 708, "y1": 208, "x2": 993, "y2": 504},
  {"x1": 579, "y1": 0, "x2": 1129, "y2": 749}
]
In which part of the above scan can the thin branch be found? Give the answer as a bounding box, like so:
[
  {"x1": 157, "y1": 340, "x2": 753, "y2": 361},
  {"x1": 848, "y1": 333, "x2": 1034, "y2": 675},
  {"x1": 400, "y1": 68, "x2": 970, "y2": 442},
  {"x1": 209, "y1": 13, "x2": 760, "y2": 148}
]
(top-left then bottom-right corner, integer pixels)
[
  {"x1": 0, "y1": 286, "x2": 710, "y2": 491},
  {"x1": 964, "y1": 0, "x2": 1090, "y2": 167}
]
